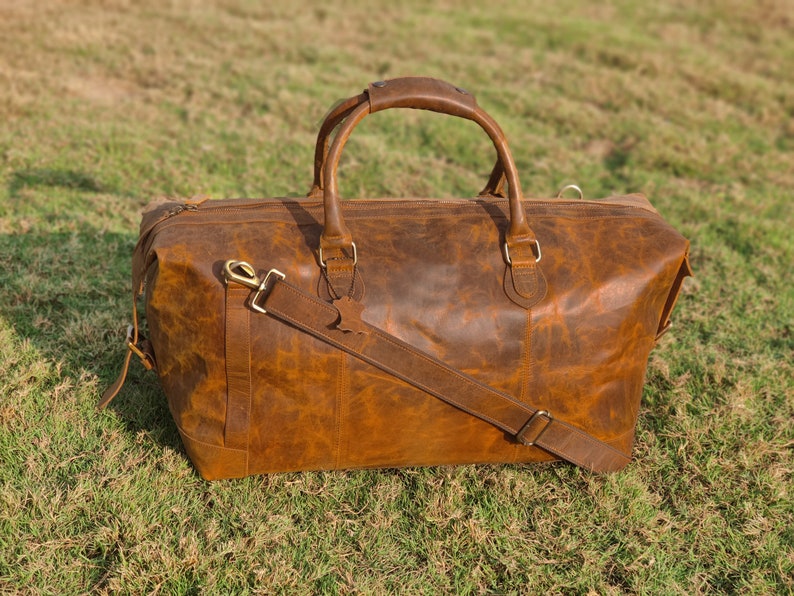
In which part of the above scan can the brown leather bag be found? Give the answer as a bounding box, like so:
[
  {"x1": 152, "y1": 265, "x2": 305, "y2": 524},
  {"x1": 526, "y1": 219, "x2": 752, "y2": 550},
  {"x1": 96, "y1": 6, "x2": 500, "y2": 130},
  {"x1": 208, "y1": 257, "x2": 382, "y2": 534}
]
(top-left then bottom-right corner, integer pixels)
[{"x1": 100, "y1": 77, "x2": 691, "y2": 480}]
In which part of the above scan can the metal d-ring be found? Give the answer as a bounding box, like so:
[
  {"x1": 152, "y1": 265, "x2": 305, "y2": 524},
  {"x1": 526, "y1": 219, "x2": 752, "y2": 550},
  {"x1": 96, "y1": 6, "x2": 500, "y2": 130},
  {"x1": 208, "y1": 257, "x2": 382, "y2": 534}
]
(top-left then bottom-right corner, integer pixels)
[
  {"x1": 556, "y1": 184, "x2": 584, "y2": 200},
  {"x1": 318, "y1": 242, "x2": 357, "y2": 268}
]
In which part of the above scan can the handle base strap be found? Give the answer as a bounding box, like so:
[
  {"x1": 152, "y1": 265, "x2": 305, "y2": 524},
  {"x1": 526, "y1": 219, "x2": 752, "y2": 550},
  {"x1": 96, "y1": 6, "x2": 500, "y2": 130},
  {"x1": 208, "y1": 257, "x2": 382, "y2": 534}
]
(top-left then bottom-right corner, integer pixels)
[
  {"x1": 246, "y1": 270, "x2": 631, "y2": 473},
  {"x1": 503, "y1": 237, "x2": 548, "y2": 308}
]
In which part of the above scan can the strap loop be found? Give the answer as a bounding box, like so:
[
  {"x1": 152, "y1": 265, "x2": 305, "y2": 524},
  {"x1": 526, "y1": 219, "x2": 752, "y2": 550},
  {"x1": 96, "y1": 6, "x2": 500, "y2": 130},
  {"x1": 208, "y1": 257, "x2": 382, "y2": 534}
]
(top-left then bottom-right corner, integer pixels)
[{"x1": 516, "y1": 410, "x2": 552, "y2": 446}]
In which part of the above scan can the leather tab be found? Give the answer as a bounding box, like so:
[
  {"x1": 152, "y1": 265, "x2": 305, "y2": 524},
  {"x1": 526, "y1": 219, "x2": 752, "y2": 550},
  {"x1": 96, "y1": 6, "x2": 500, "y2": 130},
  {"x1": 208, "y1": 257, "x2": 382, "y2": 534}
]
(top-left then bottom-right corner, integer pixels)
[
  {"x1": 503, "y1": 238, "x2": 548, "y2": 308},
  {"x1": 333, "y1": 296, "x2": 369, "y2": 334},
  {"x1": 504, "y1": 263, "x2": 548, "y2": 308},
  {"x1": 323, "y1": 257, "x2": 358, "y2": 300},
  {"x1": 512, "y1": 265, "x2": 539, "y2": 298}
]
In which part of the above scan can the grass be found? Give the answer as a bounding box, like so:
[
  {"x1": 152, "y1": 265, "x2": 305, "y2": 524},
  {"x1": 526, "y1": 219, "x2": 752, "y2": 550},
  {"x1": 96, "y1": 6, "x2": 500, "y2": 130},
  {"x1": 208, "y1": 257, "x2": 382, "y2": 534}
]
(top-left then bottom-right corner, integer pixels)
[{"x1": 1, "y1": 0, "x2": 792, "y2": 593}]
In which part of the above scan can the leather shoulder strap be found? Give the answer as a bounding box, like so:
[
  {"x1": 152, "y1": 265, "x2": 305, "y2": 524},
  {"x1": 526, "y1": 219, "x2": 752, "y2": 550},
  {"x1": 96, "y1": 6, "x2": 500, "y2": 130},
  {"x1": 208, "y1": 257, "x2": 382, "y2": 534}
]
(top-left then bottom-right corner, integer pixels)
[{"x1": 253, "y1": 275, "x2": 631, "y2": 473}]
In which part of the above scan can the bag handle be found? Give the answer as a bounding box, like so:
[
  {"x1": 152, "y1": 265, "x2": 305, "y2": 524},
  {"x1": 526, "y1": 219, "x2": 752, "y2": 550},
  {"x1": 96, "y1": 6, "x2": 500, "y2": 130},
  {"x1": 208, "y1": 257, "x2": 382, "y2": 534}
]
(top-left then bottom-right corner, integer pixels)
[
  {"x1": 308, "y1": 84, "x2": 508, "y2": 199},
  {"x1": 308, "y1": 91, "x2": 368, "y2": 198},
  {"x1": 318, "y1": 77, "x2": 546, "y2": 307},
  {"x1": 320, "y1": 77, "x2": 530, "y2": 245}
]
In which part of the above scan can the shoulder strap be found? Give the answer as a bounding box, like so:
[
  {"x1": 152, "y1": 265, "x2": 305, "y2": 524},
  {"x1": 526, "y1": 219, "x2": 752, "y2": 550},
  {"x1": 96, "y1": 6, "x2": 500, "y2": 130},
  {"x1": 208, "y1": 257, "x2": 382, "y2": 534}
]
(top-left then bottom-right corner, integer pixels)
[{"x1": 250, "y1": 272, "x2": 631, "y2": 473}]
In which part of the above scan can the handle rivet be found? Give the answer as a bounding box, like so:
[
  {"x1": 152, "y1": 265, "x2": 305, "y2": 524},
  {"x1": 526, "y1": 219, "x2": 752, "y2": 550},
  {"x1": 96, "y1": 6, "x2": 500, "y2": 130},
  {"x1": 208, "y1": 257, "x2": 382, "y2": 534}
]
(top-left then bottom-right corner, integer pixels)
[
  {"x1": 372, "y1": 81, "x2": 387, "y2": 88},
  {"x1": 455, "y1": 87, "x2": 468, "y2": 94}
]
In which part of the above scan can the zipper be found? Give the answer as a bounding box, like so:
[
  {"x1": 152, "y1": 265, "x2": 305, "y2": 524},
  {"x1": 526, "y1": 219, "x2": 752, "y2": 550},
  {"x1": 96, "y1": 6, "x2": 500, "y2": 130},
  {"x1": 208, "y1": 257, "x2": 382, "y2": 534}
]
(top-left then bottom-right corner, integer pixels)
[
  {"x1": 153, "y1": 195, "x2": 655, "y2": 215},
  {"x1": 142, "y1": 195, "x2": 649, "y2": 243},
  {"x1": 133, "y1": 195, "x2": 657, "y2": 285},
  {"x1": 140, "y1": 195, "x2": 658, "y2": 244},
  {"x1": 166, "y1": 203, "x2": 200, "y2": 217},
  {"x1": 141, "y1": 196, "x2": 656, "y2": 241}
]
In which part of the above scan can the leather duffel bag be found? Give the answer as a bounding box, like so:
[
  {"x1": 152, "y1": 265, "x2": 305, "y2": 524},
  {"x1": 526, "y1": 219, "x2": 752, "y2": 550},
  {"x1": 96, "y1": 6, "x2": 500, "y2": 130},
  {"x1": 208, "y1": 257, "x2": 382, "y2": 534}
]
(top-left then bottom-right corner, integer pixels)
[{"x1": 99, "y1": 77, "x2": 691, "y2": 480}]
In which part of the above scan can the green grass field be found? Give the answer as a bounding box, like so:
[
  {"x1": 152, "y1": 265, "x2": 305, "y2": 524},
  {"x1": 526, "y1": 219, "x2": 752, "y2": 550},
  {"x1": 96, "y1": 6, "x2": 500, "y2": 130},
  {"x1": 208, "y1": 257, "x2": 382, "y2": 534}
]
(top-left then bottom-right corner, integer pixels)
[{"x1": 1, "y1": 1, "x2": 792, "y2": 593}]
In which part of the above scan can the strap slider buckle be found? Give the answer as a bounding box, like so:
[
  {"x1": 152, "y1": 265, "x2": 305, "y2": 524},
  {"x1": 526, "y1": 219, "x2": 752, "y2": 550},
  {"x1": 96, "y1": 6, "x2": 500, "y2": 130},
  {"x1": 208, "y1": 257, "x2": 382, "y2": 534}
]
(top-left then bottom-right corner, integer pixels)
[
  {"x1": 251, "y1": 269, "x2": 286, "y2": 314},
  {"x1": 126, "y1": 325, "x2": 155, "y2": 371},
  {"x1": 516, "y1": 410, "x2": 552, "y2": 446}
]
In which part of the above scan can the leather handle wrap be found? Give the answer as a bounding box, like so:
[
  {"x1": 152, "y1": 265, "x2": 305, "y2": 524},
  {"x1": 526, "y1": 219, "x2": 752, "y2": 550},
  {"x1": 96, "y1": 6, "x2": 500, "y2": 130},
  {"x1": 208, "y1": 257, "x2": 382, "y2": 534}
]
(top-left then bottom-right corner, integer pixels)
[
  {"x1": 367, "y1": 77, "x2": 477, "y2": 117},
  {"x1": 319, "y1": 77, "x2": 535, "y2": 251}
]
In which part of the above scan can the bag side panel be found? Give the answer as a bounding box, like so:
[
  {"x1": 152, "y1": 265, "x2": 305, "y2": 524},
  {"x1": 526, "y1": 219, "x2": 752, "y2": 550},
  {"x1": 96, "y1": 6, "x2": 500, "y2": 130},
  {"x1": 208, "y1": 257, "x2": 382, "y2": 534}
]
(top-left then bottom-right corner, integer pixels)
[
  {"x1": 528, "y1": 214, "x2": 690, "y2": 451},
  {"x1": 145, "y1": 249, "x2": 230, "y2": 451}
]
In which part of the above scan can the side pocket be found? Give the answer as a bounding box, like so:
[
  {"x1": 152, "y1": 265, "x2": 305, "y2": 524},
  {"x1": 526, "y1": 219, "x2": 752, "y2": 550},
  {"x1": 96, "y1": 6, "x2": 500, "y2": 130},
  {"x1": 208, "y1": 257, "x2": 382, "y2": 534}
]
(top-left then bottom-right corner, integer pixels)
[{"x1": 655, "y1": 252, "x2": 693, "y2": 341}]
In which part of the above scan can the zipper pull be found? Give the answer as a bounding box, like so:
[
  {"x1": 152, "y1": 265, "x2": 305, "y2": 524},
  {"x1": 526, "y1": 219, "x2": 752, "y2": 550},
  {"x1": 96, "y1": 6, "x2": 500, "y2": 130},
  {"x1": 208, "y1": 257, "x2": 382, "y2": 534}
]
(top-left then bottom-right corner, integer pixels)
[
  {"x1": 167, "y1": 202, "x2": 200, "y2": 217},
  {"x1": 186, "y1": 194, "x2": 210, "y2": 207},
  {"x1": 166, "y1": 195, "x2": 209, "y2": 217}
]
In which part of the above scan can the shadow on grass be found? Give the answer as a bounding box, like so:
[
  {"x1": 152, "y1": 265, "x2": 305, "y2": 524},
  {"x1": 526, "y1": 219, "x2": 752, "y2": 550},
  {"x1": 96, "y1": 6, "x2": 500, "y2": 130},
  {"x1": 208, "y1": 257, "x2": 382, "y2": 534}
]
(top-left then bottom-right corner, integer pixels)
[
  {"x1": 8, "y1": 168, "x2": 106, "y2": 198},
  {"x1": 0, "y1": 224, "x2": 183, "y2": 453}
]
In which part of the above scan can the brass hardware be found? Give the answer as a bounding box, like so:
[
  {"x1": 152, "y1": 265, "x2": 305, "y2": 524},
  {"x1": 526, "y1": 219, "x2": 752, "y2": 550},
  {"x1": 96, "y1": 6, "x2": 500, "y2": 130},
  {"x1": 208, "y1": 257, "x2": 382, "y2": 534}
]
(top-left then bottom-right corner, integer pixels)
[
  {"x1": 517, "y1": 410, "x2": 552, "y2": 446},
  {"x1": 251, "y1": 269, "x2": 286, "y2": 314},
  {"x1": 503, "y1": 239, "x2": 541, "y2": 265},
  {"x1": 223, "y1": 260, "x2": 286, "y2": 314},
  {"x1": 223, "y1": 260, "x2": 260, "y2": 290},
  {"x1": 319, "y1": 242, "x2": 357, "y2": 268},
  {"x1": 556, "y1": 184, "x2": 584, "y2": 200},
  {"x1": 125, "y1": 325, "x2": 154, "y2": 370}
]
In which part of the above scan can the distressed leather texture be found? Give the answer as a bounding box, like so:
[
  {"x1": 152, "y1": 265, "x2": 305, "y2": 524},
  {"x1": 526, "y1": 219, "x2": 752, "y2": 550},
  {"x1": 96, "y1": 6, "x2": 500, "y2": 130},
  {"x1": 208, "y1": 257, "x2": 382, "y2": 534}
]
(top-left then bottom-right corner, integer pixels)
[{"x1": 105, "y1": 77, "x2": 691, "y2": 480}]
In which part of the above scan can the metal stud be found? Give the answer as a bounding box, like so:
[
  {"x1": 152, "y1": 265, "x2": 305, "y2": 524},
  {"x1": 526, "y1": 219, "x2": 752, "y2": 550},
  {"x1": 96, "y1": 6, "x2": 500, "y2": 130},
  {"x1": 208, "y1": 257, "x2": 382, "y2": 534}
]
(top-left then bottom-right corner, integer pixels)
[{"x1": 372, "y1": 81, "x2": 387, "y2": 88}]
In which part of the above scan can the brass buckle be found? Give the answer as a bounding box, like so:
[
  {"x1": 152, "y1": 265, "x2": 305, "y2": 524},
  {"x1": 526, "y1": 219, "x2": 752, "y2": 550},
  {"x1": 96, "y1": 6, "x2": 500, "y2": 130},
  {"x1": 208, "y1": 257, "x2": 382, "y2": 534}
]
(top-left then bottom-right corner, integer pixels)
[
  {"x1": 517, "y1": 410, "x2": 552, "y2": 446},
  {"x1": 319, "y1": 242, "x2": 357, "y2": 268},
  {"x1": 503, "y1": 239, "x2": 541, "y2": 265},
  {"x1": 251, "y1": 269, "x2": 286, "y2": 314},
  {"x1": 126, "y1": 325, "x2": 154, "y2": 371}
]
